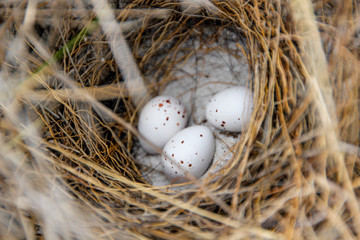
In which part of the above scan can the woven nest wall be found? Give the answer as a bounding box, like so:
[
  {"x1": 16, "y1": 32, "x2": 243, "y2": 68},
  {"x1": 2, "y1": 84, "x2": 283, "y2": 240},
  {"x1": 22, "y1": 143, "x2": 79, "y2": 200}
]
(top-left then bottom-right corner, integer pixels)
[{"x1": 0, "y1": 0, "x2": 359, "y2": 239}]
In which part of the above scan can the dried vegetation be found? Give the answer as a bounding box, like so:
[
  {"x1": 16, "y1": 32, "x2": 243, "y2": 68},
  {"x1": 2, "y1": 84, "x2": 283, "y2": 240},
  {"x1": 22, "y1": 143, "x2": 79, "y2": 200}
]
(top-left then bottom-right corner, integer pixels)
[{"x1": 0, "y1": 0, "x2": 359, "y2": 239}]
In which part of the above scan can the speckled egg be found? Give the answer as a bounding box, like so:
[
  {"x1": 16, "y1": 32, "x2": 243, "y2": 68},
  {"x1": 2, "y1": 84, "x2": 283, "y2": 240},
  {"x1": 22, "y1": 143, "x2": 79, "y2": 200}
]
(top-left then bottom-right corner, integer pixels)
[
  {"x1": 161, "y1": 125, "x2": 215, "y2": 182},
  {"x1": 206, "y1": 86, "x2": 253, "y2": 132},
  {"x1": 138, "y1": 96, "x2": 188, "y2": 154}
]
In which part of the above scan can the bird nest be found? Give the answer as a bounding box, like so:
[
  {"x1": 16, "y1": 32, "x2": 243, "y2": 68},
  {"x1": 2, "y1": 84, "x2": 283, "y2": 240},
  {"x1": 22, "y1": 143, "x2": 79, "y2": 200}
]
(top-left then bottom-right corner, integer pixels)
[{"x1": 0, "y1": 0, "x2": 359, "y2": 239}]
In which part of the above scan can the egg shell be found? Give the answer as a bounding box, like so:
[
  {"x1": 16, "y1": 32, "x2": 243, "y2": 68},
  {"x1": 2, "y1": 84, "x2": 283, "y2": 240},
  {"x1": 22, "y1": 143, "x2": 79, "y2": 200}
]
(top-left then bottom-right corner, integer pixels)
[
  {"x1": 138, "y1": 96, "x2": 188, "y2": 154},
  {"x1": 161, "y1": 125, "x2": 215, "y2": 182},
  {"x1": 206, "y1": 86, "x2": 253, "y2": 132}
]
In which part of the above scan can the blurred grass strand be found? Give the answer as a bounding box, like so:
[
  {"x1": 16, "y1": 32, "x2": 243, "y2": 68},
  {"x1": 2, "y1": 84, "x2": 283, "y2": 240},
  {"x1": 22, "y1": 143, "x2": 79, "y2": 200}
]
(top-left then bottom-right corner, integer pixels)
[
  {"x1": 289, "y1": 0, "x2": 360, "y2": 234},
  {"x1": 26, "y1": 83, "x2": 128, "y2": 102},
  {"x1": 92, "y1": 0, "x2": 150, "y2": 109}
]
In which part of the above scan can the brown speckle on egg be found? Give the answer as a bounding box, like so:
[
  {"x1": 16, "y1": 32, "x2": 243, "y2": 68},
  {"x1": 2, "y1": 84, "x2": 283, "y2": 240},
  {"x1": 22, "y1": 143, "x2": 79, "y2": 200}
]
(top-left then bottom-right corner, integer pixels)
[
  {"x1": 163, "y1": 123, "x2": 165, "y2": 126},
  {"x1": 181, "y1": 141, "x2": 184, "y2": 144},
  {"x1": 200, "y1": 134, "x2": 203, "y2": 137},
  {"x1": 172, "y1": 154, "x2": 174, "y2": 157},
  {"x1": 216, "y1": 109, "x2": 218, "y2": 112},
  {"x1": 166, "y1": 117, "x2": 169, "y2": 121},
  {"x1": 177, "y1": 111, "x2": 180, "y2": 114},
  {"x1": 166, "y1": 99, "x2": 171, "y2": 104},
  {"x1": 176, "y1": 123, "x2": 180, "y2": 126},
  {"x1": 180, "y1": 160, "x2": 184, "y2": 164},
  {"x1": 159, "y1": 103, "x2": 163, "y2": 107},
  {"x1": 189, "y1": 164, "x2": 192, "y2": 167},
  {"x1": 182, "y1": 115, "x2": 185, "y2": 118}
]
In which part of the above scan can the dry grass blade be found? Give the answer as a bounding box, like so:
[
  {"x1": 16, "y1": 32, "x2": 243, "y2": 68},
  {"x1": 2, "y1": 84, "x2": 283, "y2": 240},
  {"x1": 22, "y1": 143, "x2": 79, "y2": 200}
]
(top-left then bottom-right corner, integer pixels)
[
  {"x1": 26, "y1": 83, "x2": 128, "y2": 102},
  {"x1": 91, "y1": 0, "x2": 150, "y2": 109},
  {"x1": 290, "y1": 0, "x2": 360, "y2": 237}
]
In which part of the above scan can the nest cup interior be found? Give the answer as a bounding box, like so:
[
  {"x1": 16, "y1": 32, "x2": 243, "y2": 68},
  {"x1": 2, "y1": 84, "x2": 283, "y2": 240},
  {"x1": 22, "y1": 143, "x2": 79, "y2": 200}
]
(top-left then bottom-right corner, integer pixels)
[{"x1": 0, "y1": 1, "x2": 359, "y2": 239}]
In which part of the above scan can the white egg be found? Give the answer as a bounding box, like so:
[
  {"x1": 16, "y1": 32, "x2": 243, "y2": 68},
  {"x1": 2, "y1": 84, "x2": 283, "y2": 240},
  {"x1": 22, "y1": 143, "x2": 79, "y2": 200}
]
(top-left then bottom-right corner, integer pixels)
[
  {"x1": 206, "y1": 86, "x2": 253, "y2": 132},
  {"x1": 161, "y1": 125, "x2": 215, "y2": 182},
  {"x1": 138, "y1": 96, "x2": 188, "y2": 154}
]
